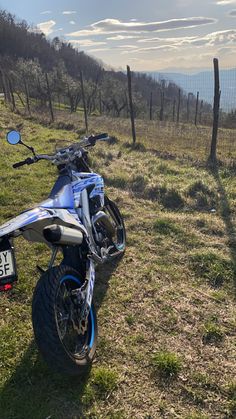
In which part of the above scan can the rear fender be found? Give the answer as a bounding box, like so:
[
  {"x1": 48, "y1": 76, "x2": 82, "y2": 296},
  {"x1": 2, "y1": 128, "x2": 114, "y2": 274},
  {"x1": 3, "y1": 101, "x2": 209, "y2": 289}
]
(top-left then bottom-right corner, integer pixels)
[{"x1": 0, "y1": 207, "x2": 86, "y2": 244}]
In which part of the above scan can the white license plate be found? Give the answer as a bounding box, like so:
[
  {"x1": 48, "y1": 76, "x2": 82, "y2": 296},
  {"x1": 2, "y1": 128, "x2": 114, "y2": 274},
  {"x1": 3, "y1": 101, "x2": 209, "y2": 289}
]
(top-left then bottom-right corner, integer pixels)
[{"x1": 0, "y1": 250, "x2": 15, "y2": 279}]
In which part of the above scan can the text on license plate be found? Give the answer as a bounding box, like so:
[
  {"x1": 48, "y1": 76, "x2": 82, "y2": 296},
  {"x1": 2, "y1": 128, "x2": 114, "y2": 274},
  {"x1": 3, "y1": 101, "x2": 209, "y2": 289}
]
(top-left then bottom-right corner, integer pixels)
[{"x1": 0, "y1": 250, "x2": 15, "y2": 278}]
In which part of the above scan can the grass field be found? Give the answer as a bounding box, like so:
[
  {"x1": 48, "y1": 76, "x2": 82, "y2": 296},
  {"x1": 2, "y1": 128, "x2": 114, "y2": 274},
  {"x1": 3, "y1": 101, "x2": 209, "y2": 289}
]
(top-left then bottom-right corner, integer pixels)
[{"x1": 0, "y1": 102, "x2": 236, "y2": 418}]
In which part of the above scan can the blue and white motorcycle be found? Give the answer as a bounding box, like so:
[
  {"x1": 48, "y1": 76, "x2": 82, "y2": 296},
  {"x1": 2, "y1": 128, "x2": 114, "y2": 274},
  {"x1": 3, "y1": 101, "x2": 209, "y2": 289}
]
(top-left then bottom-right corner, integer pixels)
[{"x1": 0, "y1": 131, "x2": 126, "y2": 375}]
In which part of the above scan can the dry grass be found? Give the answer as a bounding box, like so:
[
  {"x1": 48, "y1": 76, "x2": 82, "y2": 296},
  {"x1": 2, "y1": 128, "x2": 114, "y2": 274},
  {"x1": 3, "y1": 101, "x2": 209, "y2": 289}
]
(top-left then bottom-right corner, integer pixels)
[{"x1": 0, "y1": 102, "x2": 236, "y2": 418}]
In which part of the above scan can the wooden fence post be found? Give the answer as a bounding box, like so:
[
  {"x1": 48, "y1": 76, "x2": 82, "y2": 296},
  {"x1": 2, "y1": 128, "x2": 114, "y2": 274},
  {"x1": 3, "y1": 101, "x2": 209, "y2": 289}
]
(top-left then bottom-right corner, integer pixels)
[
  {"x1": 99, "y1": 91, "x2": 102, "y2": 115},
  {"x1": 177, "y1": 89, "x2": 181, "y2": 123},
  {"x1": 0, "y1": 69, "x2": 9, "y2": 103},
  {"x1": 173, "y1": 99, "x2": 176, "y2": 122},
  {"x1": 80, "y1": 70, "x2": 88, "y2": 134},
  {"x1": 187, "y1": 93, "x2": 191, "y2": 122},
  {"x1": 45, "y1": 72, "x2": 54, "y2": 122},
  {"x1": 149, "y1": 91, "x2": 153, "y2": 121},
  {"x1": 159, "y1": 90, "x2": 164, "y2": 121},
  {"x1": 209, "y1": 58, "x2": 221, "y2": 163},
  {"x1": 8, "y1": 76, "x2": 16, "y2": 112},
  {"x1": 195, "y1": 91, "x2": 199, "y2": 126},
  {"x1": 23, "y1": 76, "x2": 31, "y2": 116},
  {"x1": 199, "y1": 100, "x2": 203, "y2": 124},
  {"x1": 127, "y1": 65, "x2": 136, "y2": 144}
]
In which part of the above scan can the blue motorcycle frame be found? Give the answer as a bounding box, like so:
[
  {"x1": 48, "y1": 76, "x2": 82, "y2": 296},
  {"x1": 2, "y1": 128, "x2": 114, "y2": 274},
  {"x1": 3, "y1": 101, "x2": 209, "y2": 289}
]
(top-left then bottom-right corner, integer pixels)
[{"x1": 0, "y1": 131, "x2": 126, "y2": 375}]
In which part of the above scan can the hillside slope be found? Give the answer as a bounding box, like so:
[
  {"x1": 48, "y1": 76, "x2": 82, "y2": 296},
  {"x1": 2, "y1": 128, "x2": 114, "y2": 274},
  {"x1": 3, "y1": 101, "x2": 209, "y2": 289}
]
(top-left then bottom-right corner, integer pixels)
[{"x1": 0, "y1": 104, "x2": 236, "y2": 418}]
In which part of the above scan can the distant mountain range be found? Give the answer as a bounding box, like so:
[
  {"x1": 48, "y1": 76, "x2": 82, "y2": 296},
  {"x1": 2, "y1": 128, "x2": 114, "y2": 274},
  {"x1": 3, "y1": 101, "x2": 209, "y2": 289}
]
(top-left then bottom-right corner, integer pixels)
[{"x1": 147, "y1": 69, "x2": 236, "y2": 112}]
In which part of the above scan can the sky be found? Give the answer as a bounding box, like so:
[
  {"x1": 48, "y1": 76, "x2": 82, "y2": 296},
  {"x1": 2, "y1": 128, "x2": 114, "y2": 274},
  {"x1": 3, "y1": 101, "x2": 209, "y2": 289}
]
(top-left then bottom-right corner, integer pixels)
[{"x1": 1, "y1": 0, "x2": 236, "y2": 72}]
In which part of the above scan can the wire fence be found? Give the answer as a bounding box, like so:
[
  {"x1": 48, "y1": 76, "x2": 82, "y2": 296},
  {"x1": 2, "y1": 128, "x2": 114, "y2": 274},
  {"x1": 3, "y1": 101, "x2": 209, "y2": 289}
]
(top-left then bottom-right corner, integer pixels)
[{"x1": 1, "y1": 58, "x2": 236, "y2": 163}]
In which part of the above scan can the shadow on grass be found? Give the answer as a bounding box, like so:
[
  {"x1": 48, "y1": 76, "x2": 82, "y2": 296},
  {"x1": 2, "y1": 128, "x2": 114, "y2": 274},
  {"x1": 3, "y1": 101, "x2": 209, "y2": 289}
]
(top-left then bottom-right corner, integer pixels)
[
  {"x1": 0, "y1": 257, "x2": 123, "y2": 419},
  {"x1": 0, "y1": 342, "x2": 93, "y2": 419},
  {"x1": 210, "y1": 164, "x2": 236, "y2": 295}
]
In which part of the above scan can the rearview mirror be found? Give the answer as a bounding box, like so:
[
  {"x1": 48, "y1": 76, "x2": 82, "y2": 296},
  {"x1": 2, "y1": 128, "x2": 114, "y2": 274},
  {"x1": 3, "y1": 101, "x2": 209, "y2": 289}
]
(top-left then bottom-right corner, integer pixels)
[{"x1": 7, "y1": 130, "x2": 21, "y2": 145}]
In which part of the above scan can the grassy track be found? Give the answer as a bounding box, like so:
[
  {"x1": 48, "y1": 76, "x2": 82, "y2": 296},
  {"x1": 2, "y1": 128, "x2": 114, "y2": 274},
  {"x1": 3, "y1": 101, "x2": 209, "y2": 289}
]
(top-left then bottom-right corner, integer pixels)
[{"x1": 0, "y1": 102, "x2": 236, "y2": 418}]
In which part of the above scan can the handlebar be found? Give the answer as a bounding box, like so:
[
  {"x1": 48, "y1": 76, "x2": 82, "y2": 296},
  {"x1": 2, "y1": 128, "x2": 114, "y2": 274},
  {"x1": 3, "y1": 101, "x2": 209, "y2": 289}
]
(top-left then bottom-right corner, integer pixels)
[
  {"x1": 12, "y1": 133, "x2": 110, "y2": 169},
  {"x1": 12, "y1": 157, "x2": 36, "y2": 168}
]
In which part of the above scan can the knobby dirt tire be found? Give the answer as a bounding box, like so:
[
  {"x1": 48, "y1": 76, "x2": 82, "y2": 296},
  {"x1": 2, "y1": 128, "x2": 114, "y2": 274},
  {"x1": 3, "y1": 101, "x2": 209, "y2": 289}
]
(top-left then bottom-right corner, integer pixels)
[{"x1": 32, "y1": 264, "x2": 97, "y2": 375}]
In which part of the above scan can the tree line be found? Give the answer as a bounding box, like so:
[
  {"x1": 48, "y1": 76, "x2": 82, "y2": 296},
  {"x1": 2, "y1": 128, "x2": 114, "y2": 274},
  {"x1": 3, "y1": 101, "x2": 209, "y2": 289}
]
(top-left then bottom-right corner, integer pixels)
[{"x1": 0, "y1": 9, "x2": 214, "y2": 126}]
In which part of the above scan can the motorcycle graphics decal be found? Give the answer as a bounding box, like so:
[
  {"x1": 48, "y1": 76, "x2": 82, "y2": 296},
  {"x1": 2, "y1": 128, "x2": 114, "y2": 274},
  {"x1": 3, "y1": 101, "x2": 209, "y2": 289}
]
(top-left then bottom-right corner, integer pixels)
[
  {"x1": 0, "y1": 208, "x2": 51, "y2": 238},
  {"x1": 72, "y1": 172, "x2": 104, "y2": 208},
  {"x1": 0, "y1": 207, "x2": 87, "y2": 238}
]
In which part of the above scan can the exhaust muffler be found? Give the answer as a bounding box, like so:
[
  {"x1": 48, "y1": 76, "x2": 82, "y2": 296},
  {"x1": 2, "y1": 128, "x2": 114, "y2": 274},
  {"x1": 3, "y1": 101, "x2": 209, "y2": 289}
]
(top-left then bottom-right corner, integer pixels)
[{"x1": 43, "y1": 224, "x2": 83, "y2": 245}]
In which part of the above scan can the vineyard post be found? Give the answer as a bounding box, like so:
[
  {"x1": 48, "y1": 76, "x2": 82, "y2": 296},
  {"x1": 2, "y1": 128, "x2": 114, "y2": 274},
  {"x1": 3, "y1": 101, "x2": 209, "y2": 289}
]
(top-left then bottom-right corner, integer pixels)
[
  {"x1": 0, "y1": 68, "x2": 10, "y2": 103},
  {"x1": 99, "y1": 91, "x2": 102, "y2": 114},
  {"x1": 199, "y1": 100, "x2": 203, "y2": 124},
  {"x1": 127, "y1": 65, "x2": 136, "y2": 144},
  {"x1": 8, "y1": 76, "x2": 16, "y2": 112},
  {"x1": 23, "y1": 75, "x2": 31, "y2": 116},
  {"x1": 159, "y1": 90, "x2": 164, "y2": 121},
  {"x1": 80, "y1": 70, "x2": 88, "y2": 134},
  {"x1": 45, "y1": 72, "x2": 54, "y2": 122},
  {"x1": 149, "y1": 91, "x2": 153, "y2": 120},
  {"x1": 187, "y1": 92, "x2": 191, "y2": 122},
  {"x1": 172, "y1": 99, "x2": 176, "y2": 122},
  {"x1": 195, "y1": 91, "x2": 199, "y2": 126},
  {"x1": 177, "y1": 88, "x2": 181, "y2": 123},
  {"x1": 209, "y1": 58, "x2": 220, "y2": 163}
]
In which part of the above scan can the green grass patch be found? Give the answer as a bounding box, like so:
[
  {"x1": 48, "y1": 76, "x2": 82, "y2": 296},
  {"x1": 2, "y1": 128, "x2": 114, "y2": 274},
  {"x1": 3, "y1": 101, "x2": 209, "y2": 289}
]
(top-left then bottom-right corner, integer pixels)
[
  {"x1": 154, "y1": 219, "x2": 182, "y2": 236},
  {"x1": 91, "y1": 367, "x2": 118, "y2": 398},
  {"x1": 125, "y1": 314, "x2": 135, "y2": 326},
  {"x1": 152, "y1": 351, "x2": 182, "y2": 379},
  {"x1": 227, "y1": 382, "x2": 236, "y2": 417},
  {"x1": 202, "y1": 321, "x2": 225, "y2": 345},
  {"x1": 189, "y1": 251, "x2": 235, "y2": 287},
  {"x1": 187, "y1": 180, "x2": 217, "y2": 211}
]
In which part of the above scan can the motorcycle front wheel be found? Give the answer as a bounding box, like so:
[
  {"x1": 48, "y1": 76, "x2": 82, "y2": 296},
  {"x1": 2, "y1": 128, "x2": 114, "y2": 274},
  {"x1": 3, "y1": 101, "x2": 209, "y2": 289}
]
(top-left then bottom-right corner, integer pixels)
[
  {"x1": 104, "y1": 196, "x2": 126, "y2": 255},
  {"x1": 32, "y1": 265, "x2": 97, "y2": 375}
]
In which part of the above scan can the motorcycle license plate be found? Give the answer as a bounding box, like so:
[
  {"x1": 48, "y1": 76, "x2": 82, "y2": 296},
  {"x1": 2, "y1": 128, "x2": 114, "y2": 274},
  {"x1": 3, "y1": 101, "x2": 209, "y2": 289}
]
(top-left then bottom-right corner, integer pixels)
[{"x1": 0, "y1": 249, "x2": 16, "y2": 280}]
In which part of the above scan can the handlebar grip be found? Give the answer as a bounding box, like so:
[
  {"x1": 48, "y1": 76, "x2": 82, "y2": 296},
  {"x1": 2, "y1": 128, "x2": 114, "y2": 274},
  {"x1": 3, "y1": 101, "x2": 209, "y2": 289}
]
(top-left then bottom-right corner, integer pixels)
[
  {"x1": 88, "y1": 133, "x2": 109, "y2": 146},
  {"x1": 12, "y1": 157, "x2": 34, "y2": 168},
  {"x1": 93, "y1": 133, "x2": 108, "y2": 140}
]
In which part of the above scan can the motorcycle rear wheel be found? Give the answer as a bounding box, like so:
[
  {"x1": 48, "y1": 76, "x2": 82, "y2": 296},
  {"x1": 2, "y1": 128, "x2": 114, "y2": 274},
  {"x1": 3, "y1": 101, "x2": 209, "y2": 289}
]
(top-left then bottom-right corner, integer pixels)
[{"x1": 32, "y1": 265, "x2": 97, "y2": 375}]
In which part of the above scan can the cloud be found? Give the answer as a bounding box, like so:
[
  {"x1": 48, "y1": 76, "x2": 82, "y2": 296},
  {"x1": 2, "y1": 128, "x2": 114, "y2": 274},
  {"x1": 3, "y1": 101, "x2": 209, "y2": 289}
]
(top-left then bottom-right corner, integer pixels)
[
  {"x1": 107, "y1": 35, "x2": 139, "y2": 40},
  {"x1": 217, "y1": 0, "x2": 236, "y2": 4},
  {"x1": 62, "y1": 11, "x2": 77, "y2": 15},
  {"x1": 69, "y1": 21, "x2": 76, "y2": 25},
  {"x1": 37, "y1": 20, "x2": 56, "y2": 36},
  {"x1": 87, "y1": 48, "x2": 110, "y2": 52},
  {"x1": 137, "y1": 35, "x2": 196, "y2": 44},
  {"x1": 228, "y1": 9, "x2": 236, "y2": 15},
  {"x1": 199, "y1": 29, "x2": 236, "y2": 46},
  {"x1": 69, "y1": 39, "x2": 107, "y2": 47},
  {"x1": 122, "y1": 45, "x2": 177, "y2": 54},
  {"x1": 117, "y1": 44, "x2": 138, "y2": 49},
  {"x1": 40, "y1": 10, "x2": 52, "y2": 15},
  {"x1": 67, "y1": 17, "x2": 216, "y2": 37},
  {"x1": 135, "y1": 30, "x2": 236, "y2": 48}
]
